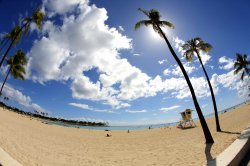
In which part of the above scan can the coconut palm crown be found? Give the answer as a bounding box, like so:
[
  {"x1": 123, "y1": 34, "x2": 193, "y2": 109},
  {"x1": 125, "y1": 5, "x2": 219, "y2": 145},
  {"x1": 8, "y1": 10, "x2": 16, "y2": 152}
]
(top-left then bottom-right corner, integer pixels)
[
  {"x1": 182, "y1": 37, "x2": 221, "y2": 132},
  {"x1": 182, "y1": 37, "x2": 212, "y2": 61},
  {"x1": 135, "y1": 8, "x2": 174, "y2": 37},
  {"x1": 0, "y1": 7, "x2": 44, "y2": 68},
  {"x1": 0, "y1": 26, "x2": 22, "y2": 51},
  {"x1": 0, "y1": 50, "x2": 27, "y2": 95},
  {"x1": 135, "y1": 8, "x2": 214, "y2": 143},
  {"x1": 234, "y1": 53, "x2": 250, "y2": 81}
]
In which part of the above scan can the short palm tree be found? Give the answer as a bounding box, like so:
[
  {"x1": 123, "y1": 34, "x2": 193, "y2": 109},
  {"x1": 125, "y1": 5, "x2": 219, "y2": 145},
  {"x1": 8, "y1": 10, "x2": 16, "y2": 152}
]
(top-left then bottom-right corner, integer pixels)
[
  {"x1": 234, "y1": 53, "x2": 250, "y2": 81},
  {"x1": 135, "y1": 9, "x2": 214, "y2": 143},
  {"x1": 182, "y1": 37, "x2": 221, "y2": 132},
  {"x1": 0, "y1": 50, "x2": 27, "y2": 95},
  {"x1": 0, "y1": 7, "x2": 44, "y2": 68}
]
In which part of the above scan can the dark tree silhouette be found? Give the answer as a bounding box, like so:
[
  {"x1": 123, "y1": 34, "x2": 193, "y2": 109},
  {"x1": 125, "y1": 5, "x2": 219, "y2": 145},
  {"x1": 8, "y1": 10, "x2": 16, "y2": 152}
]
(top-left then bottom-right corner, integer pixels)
[
  {"x1": 182, "y1": 37, "x2": 221, "y2": 132},
  {"x1": 135, "y1": 8, "x2": 214, "y2": 143},
  {"x1": 0, "y1": 50, "x2": 27, "y2": 94},
  {"x1": 234, "y1": 53, "x2": 250, "y2": 81},
  {"x1": 0, "y1": 8, "x2": 44, "y2": 68}
]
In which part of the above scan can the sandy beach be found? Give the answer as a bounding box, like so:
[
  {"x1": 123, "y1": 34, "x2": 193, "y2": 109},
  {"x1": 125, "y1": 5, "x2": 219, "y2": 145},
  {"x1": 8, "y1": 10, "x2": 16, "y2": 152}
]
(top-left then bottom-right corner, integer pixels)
[{"x1": 0, "y1": 103, "x2": 249, "y2": 166}]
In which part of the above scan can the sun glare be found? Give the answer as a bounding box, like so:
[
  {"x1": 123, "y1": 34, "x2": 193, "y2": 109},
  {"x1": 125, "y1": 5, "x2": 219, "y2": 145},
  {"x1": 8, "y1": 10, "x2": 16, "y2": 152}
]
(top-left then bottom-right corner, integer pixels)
[
  {"x1": 148, "y1": 28, "x2": 170, "y2": 41},
  {"x1": 148, "y1": 28, "x2": 161, "y2": 41}
]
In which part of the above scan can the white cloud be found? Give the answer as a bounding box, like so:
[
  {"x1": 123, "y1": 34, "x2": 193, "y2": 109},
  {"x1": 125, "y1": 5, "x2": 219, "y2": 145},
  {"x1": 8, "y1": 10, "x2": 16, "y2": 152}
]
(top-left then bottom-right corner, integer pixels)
[
  {"x1": 160, "y1": 105, "x2": 181, "y2": 112},
  {"x1": 2, "y1": 85, "x2": 47, "y2": 113},
  {"x1": 118, "y1": 26, "x2": 124, "y2": 32},
  {"x1": 211, "y1": 70, "x2": 249, "y2": 98},
  {"x1": 218, "y1": 56, "x2": 234, "y2": 70},
  {"x1": 27, "y1": 0, "x2": 136, "y2": 109},
  {"x1": 26, "y1": 0, "x2": 247, "y2": 112},
  {"x1": 70, "y1": 117, "x2": 110, "y2": 123},
  {"x1": 163, "y1": 63, "x2": 196, "y2": 77},
  {"x1": 158, "y1": 59, "x2": 168, "y2": 65},
  {"x1": 68, "y1": 102, "x2": 117, "y2": 113},
  {"x1": 44, "y1": 0, "x2": 87, "y2": 16},
  {"x1": 68, "y1": 103, "x2": 92, "y2": 110},
  {"x1": 202, "y1": 104, "x2": 208, "y2": 108},
  {"x1": 163, "y1": 68, "x2": 171, "y2": 76},
  {"x1": 164, "y1": 77, "x2": 210, "y2": 99},
  {"x1": 125, "y1": 109, "x2": 147, "y2": 113},
  {"x1": 133, "y1": 53, "x2": 141, "y2": 56}
]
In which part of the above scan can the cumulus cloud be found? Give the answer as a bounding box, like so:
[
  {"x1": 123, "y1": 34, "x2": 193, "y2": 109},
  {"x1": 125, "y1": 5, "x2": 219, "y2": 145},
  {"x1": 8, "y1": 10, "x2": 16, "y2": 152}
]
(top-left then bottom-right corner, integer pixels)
[
  {"x1": 219, "y1": 56, "x2": 234, "y2": 70},
  {"x1": 118, "y1": 26, "x2": 124, "y2": 32},
  {"x1": 158, "y1": 59, "x2": 168, "y2": 65},
  {"x1": 162, "y1": 63, "x2": 196, "y2": 77},
  {"x1": 70, "y1": 117, "x2": 110, "y2": 123},
  {"x1": 68, "y1": 102, "x2": 117, "y2": 113},
  {"x1": 172, "y1": 63, "x2": 196, "y2": 77},
  {"x1": 125, "y1": 109, "x2": 147, "y2": 113},
  {"x1": 27, "y1": 0, "x2": 136, "y2": 109},
  {"x1": 163, "y1": 68, "x2": 171, "y2": 76},
  {"x1": 160, "y1": 105, "x2": 181, "y2": 112},
  {"x1": 2, "y1": 85, "x2": 47, "y2": 113},
  {"x1": 68, "y1": 103, "x2": 92, "y2": 110},
  {"x1": 26, "y1": 0, "x2": 247, "y2": 112},
  {"x1": 211, "y1": 70, "x2": 249, "y2": 98}
]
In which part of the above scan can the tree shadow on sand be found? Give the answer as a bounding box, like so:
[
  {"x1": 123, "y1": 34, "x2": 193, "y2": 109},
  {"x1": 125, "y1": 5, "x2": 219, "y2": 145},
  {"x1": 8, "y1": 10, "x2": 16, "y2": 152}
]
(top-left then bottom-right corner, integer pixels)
[
  {"x1": 219, "y1": 130, "x2": 241, "y2": 135},
  {"x1": 205, "y1": 143, "x2": 214, "y2": 163}
]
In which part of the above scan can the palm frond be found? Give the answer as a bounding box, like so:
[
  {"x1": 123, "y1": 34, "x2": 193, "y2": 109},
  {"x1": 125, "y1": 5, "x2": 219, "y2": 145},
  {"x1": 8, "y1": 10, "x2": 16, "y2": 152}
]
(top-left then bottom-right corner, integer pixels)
[
  {"x1": 234, "y1": 66, "x2": 243, "y2": 74},
  {"x1": 241, "y1": 71, "x2": 245, "y2": 81},
  {"x1": 194, "y1": 37, "x2": 202, "y2": 41},
  {"x1": 135, "y1": 20, "x2": 152, "y2": 30},
  {"x1": 233, "y1": 62, "x2": 241, "y2": 69},
  {"x1": 184, "y1": 50, "x2": 195, "y2": 62},
  {"x1": 138, "y1": 8, "x2": 150, "y2": 17},
  {"x1": 200, "y1": 43, "x2": 212, "y2": 52},
  {"x1": 234, "y1": 53, "x2": 250, "y2": 81},
  {"x1": 32, "y1": 9, "x2": 44, "y2": 30},
  {"x1": 8, "y1": 50, "x2": 27, "y2": 81},
  {"x1": 182, "y1": 43, "x2": 191, "y2": 50},
  {"x1": 160, "y1": 21, "x2": 175, "y2": 29}
]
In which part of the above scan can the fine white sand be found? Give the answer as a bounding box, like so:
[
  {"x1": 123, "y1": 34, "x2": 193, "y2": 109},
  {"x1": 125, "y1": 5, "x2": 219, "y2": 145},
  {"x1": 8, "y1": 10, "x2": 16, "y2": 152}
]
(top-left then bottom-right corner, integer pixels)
[{"x1": 0, "y1": 103, "x2": 249, "y2": 166}]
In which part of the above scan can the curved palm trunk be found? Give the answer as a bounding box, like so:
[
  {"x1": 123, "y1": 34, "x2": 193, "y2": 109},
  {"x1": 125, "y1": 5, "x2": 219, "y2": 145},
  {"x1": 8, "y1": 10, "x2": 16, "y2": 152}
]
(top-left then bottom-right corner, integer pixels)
[
  {"x1": 156, "y1": 24, "x2": 214, "y2": 143},
  {"x1": 0, "y1": 38, "x2": 10, "y2": 53},
  {"x1": 0, "y1": 22, "x2": 29, "y2": 68},
  {"x1": 195, "y1": 51, "x2": 221, "y2": 132},
  {"x1": 0, "y1": 67, "x2": 11, "y2": 95}
]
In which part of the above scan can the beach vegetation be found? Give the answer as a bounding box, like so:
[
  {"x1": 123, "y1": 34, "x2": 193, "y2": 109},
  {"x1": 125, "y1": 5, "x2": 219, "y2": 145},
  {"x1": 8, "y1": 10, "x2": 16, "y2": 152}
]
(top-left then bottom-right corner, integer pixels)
[
  {"x1": 0, "y1": 102, "x2": 108, "y2": 127},
  {"x1": 0, "y1": 50, "x2": 27, "y2": 95},
  {"x1": 234, "y1": 53, "x2": 250, "y2": 81},
  {"x1": 135, "y1": 8, "x2": 214, "y2": 143},
  {"x1": 0, "y1": 7, "x2": 44, "y2": 68},
  {"x1": 182, "y1": 37, "x2": 221, "y2": 132}
]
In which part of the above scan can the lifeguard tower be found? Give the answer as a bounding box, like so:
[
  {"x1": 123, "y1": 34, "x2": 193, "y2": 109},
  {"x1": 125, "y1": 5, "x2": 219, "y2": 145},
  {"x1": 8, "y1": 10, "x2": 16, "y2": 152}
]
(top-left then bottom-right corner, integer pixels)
[{"x1": 177, "y1": 109, "x2": 196, "y2": 129}]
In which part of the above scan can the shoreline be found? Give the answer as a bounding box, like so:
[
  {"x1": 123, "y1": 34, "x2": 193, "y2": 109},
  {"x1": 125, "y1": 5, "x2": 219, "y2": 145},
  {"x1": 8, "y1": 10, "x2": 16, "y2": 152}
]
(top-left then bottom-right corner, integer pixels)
[
  {"x1": 0, "y1": 102, "x2": 249, "y2": 165},
  {"x1": 39, "y1": 101, "x2": 249, "y2": 131}
]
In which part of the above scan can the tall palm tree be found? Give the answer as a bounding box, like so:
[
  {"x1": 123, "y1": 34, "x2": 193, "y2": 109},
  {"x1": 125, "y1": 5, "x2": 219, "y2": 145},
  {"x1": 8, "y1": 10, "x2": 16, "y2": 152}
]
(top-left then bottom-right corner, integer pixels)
[
  {"x1": 0, "y1": 7, "x2": 44, "y2": 68},
  {"x1": 0, "y1": 50, "x2": 27, "y2": 95},
  {"x1": 234, "y1": 53, "x2": 250, "y2": 81},
  {"x1": 182, "y1": 37, "x2": 221, "y2": 132},
  {"x1": 135, "y1": 8, "x2": 214, "y2": 143},
  {"x1": 0, "y1": 26, "x2": 22, "y2": 52}
]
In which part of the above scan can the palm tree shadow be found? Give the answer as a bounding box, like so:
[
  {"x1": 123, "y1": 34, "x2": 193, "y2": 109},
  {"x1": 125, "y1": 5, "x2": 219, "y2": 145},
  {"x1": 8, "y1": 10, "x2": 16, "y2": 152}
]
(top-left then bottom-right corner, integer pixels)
[
  {"x1": 219, "y1": 130, "x2": 241, "y2": 135},
  {"x1": 205, "y1": 143, "x2": 214, "y2": 163}
]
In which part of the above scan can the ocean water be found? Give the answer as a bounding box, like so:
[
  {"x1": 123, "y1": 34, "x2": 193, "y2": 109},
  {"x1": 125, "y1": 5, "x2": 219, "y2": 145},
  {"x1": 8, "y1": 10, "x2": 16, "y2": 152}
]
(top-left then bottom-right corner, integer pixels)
[
  {"x1": 47, "y1": 121, "x2": 179, "y2": 131},
  {"x1": 47, "y1": 101, "x2": 248, "y2": 131}
]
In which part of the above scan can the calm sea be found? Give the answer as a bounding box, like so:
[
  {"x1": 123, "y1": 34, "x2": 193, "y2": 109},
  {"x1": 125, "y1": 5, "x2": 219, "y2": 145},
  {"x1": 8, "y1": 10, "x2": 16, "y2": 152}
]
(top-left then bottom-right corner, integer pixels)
[{"x1": 47, "y1": 102, "x2": 248, "y2": 131}]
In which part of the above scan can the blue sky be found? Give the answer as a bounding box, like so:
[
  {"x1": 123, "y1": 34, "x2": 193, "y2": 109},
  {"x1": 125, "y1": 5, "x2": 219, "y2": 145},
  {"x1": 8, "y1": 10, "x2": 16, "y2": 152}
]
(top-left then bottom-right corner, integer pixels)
[{"x1": 0, "y1": 0, "x2": 249, "y2": 125}]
